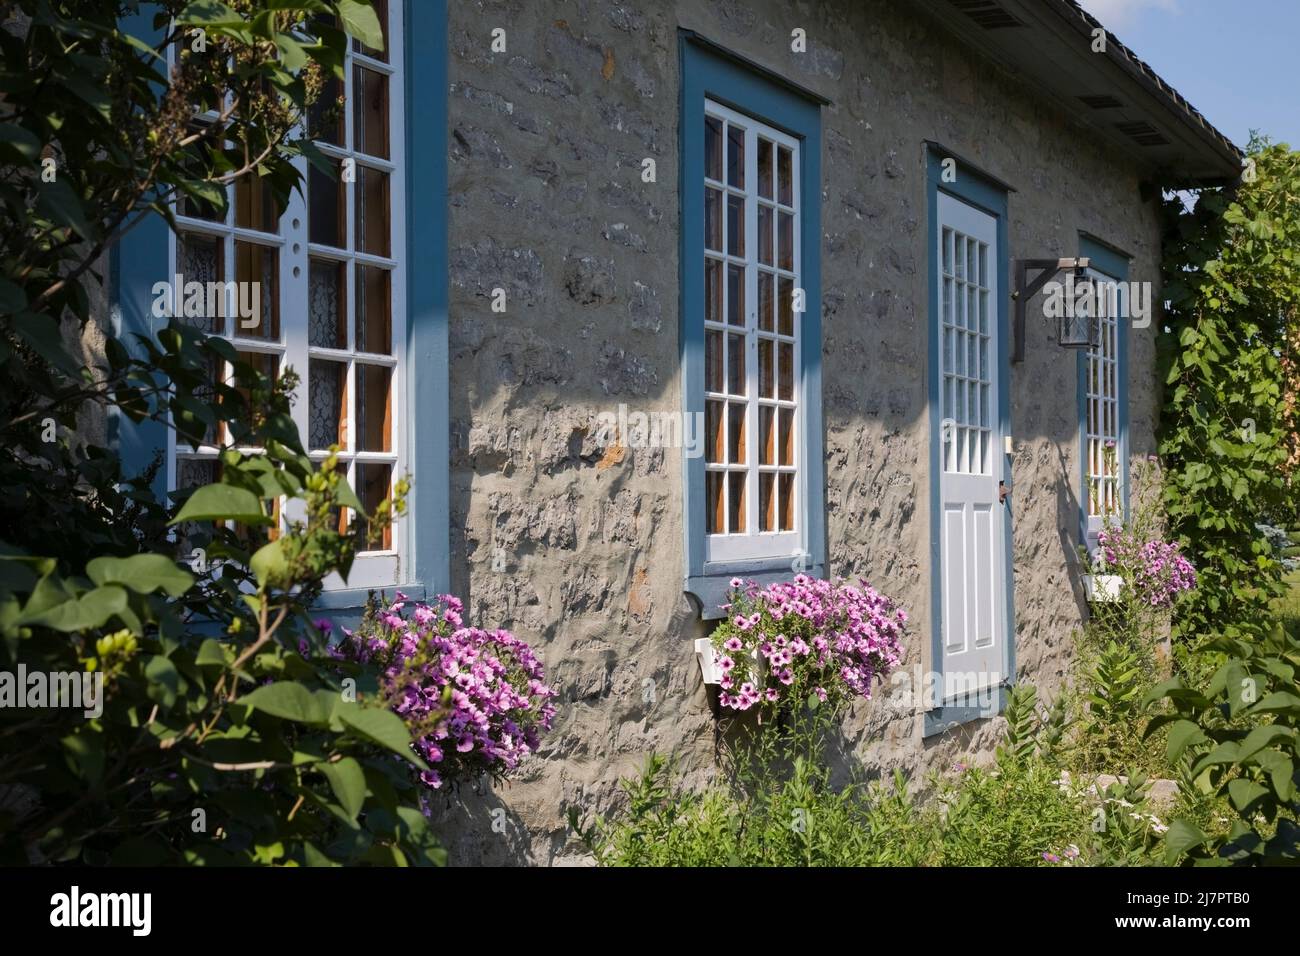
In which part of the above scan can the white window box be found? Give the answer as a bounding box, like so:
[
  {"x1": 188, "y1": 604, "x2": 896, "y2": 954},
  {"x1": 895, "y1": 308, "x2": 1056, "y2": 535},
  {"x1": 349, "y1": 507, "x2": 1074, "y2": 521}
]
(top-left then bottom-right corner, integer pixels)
[
  {"x1": 694, "y1": 638, "x2": 763, "y2": 686},
  {"x1": 1083, "y1": 573, "x2": 1123, "y2": 603}
]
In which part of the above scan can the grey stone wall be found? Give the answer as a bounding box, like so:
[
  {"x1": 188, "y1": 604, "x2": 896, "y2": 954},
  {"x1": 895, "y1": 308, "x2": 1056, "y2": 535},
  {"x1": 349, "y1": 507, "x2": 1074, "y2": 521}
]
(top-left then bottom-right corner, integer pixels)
[{"x1": 437, "y1": 0, "x2": 1163, "y2": 864}]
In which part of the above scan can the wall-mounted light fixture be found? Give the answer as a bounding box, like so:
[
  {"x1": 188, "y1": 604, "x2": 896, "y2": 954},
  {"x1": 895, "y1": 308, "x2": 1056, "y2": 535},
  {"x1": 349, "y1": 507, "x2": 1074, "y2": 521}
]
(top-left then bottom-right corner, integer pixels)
[{"x1": 1011, "y1": 257, "x2": 1092, "y2": 363}]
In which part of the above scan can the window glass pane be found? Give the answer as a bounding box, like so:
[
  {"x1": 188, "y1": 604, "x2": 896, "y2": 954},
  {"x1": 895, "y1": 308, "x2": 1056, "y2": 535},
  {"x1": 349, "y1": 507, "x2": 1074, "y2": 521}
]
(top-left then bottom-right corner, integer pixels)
[
  {"x1": 352, "y1": 0, "x2": 389, "y2": 61},
  {"x1": 757, "y1": 138, "x2": 773, "y2": 199},
  {"x1": 705, "y1": 258, "x2": 722, "y2": 322},
  {"x1": 705, "y1": 401, "x2": 723, "y2": 464},
  {"x1": 726, "y1": 264, "x2": 744, "y2": 327},
  {"x1": 309, "y1": 73, "x2": 344, "y2": 146},
  {"x1": 779, "y1": 408, "x2": 793, "y2": 466},
  {"x1": 704, "y1": 187, "x2": 722, "y2": 252},
  {"x1": 235, "y1": 174, "x2": 281, "y2": 233},
  {"x1": 779, "y1": 473, "x2": 794, "y2": 530},
  {"x1": 727, "y1": 124, "x2": 744, "y2": 188},
  {"x1": 777, "y1": 146, "x2": 792, "y2": 205},
  {"x1": 759, "y1": 407, "x2": 774, "y2": 465},
  {"x1": 309, "y1": 358, "x2": 347, "y2": 450},
  {"x1": 705, "y1": 330, "x2": 722, "y2": 392},
  {"x1": 778, "y1": 211, "x2": 793, "y2": 271},
  {"x1": 177, "y1": 233, "x2": 224, "y2": 334},
  {"x1": 726, "y1": 195, "x2": 744, "y2": 257},
  {"x1": 728, "y1": 472, "x2": 746, "y2": 533},
  {"x1": 705, "y1": 115, "x2": 722, "y2": 181},
  {"x1": 353, "y1": 65, "x2": 389, "y2": 159},
  {"x1": 758, "y1": 272, "x2": 774, "y2": 332},
  {"x1": 356, "y1": 462, "x2": 393, "y2": 550},
  {"x1": 309, "y1": 258, "x2": 346, "y2": 349},
  {"x1": 706, "y1": 471, "x2": 723, "y2": 534},
  {"x1": 759, "y1": 339, "x2": 773, "y2": 398},
  {"x1": 356, "y1": 265, "x2": 392, "y2": 353},
  {"x1": 356, "y1": 364, "x2": 392, "y2": 452},
  {"x1": 759, "y1": 472, "x2": 775, "y2": 531},
  {"x1": 727, "y1": 402, "x2": 745, "y2": 465},
  {"x1": 727, "y1": 333, "x2": 745, "y2": 395},
  {"x1": 758, "y1": 205, "x2": 773, "y2": 266},
  {"x1": 232, "y1": 350, "x2": 278, "y2": 434},
  {"x1": 233, "y1": 241, "x2": 278, "y2": 339},
  {"x1": 356, "y1": 166, "x2": 390, "y2": 256},
  {"x1": 309, "y1": 161, "x2": 344, "y2": 248},
  {"x1": 778, "y1": 342, "x2": 793, "y2": 401},
  {"x1": 778, "y1": 277, "x2": 793, "y2": 336}
]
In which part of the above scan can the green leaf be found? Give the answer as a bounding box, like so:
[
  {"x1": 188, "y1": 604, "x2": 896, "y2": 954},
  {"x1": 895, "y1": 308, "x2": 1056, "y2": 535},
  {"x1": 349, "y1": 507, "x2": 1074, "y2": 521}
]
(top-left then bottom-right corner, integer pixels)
[
  {"x1": 144, "y1": 654, "x2": 180, "y2": 709},
  {"x1": 239, "y1": 682, "x2": 335, "y2": 726},
  {"x1": 171, "y1": 483, "x2": 273, "y2": 526},
  {"x1": 321, "y1": 757, "x2": 366, "y2": 821},
  {"x1": 336, "y1": 0, "x2": 384, "y2": 50},
  {"x1": 337, "y1": 705, "x2": 427, "y2": 769},
  {"x1": 1237, "y1": 724, "x2": 1295, "y2": 762},
  {"x1": 10, "y1": 311, "x2": 80, "y2": 374},
  {"x1": 1163, "y1": 818, "x2": 1209, "y2": 864},
  {"x1": 36, "y1": 179, "x2": 93, "y2": 240},
  {"x1": 19, "y1": 584, "x2": 128, "y2": 632},
  {"x1": 195, "y1": 639, "x2": 228, "y2": 667},
  {"x1": 87, "y1": 554, "x2": 194, "y2": 598},
  {"x1": 1227, "y1": 778, "x2": 1269, "y2": 813},
  {"x1": 1166, "y1": 719, "x2": 1208, "y2": 762},
  {"x1": 1247, "y1": 691, "x2": 1300, "y2": 716},
  {"x1": 0, "y1": 123, "x2": 42, "y2": 163},
  {"x1": 249, "y1": 539, "x2": 288, "y2": 587},
  {"x1": 177, "y1": 0, "x2": 245, "y2": 26}
]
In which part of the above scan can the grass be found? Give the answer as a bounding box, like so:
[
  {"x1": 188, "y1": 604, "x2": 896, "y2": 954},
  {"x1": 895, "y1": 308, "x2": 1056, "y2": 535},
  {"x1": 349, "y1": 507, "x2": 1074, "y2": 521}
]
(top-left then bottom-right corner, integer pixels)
[{"x1": 1276, "y1": 569, "x2": 1300, "y2": 631}]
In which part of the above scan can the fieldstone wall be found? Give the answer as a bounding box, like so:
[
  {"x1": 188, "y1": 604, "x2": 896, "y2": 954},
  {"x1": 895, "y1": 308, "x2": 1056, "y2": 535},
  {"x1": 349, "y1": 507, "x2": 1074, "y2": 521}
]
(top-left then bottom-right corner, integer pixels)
[{"x1": 436, "y1": 0, "x2": 1163, "y2": 864}]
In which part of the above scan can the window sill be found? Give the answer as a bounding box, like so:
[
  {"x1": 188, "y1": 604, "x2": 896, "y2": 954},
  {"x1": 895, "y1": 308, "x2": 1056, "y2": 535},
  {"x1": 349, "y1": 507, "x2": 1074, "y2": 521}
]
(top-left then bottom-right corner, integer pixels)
[
  {"x1": 922, "y1": 687, "x2": 1007, "y2": 738},
  {"x1": 685, "y1": 556, "x2": 825, "y2": 620},
  {"x1": 312, "y1": 583, "x2": 426, "y2": 613}
]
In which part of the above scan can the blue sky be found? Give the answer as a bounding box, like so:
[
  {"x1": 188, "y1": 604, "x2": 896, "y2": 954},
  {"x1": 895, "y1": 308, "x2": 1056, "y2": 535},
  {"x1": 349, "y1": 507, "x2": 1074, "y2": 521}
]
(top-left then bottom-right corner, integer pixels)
[{"x1": 1077, "y1": 0, "x2": 1299, "y2": 150}]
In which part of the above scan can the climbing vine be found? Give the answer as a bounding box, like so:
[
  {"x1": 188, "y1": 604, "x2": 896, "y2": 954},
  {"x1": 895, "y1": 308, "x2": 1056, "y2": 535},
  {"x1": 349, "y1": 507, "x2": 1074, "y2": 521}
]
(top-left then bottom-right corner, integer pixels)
[{"x1": 1157, "y1": 138, "x2": 1300, "y2": 647}]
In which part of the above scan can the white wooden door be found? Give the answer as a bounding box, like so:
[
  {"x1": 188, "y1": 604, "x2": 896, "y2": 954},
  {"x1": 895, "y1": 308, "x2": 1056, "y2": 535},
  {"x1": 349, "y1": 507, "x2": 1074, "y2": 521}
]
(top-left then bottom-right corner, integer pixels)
[{"x1": 936, "y1": 193, "x2": 1005, "y2": 698}]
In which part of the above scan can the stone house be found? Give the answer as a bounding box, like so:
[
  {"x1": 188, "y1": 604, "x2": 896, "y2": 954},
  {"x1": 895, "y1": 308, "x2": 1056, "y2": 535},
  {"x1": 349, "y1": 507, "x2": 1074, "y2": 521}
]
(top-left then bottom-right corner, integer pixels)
[{"x1": 110, "y1": 0, "x2": 1242, "y2": 862}]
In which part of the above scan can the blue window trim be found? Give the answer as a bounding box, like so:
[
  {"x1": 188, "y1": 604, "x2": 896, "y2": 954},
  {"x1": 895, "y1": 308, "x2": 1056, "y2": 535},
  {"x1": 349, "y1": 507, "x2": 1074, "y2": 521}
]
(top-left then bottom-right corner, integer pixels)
[
  {"x1": 109, "y1": 0, "x2": 450, "y2": 608},
  {"x1": 678, "y1": 32, "x2": 826, "y2": 620},
  {"x1": 1076, "y1": 234, "x2": 1131, "y2": 546},
  {"x1": 923, "y1": 146, "x2": 1015, "y2": 737}
]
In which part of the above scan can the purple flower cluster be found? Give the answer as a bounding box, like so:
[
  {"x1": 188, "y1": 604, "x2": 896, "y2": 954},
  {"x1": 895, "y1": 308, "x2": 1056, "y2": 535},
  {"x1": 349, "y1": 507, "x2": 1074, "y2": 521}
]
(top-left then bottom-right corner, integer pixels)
[
  {"x1": 711, "y1": 575, "x2": 907, "y2": 713},
  {"x1": 1097, "y1": 528, "x2": 1197, "y2": 608},
  {"x1": 337, "y1": 593, "x2": 557, "y2": 791}
]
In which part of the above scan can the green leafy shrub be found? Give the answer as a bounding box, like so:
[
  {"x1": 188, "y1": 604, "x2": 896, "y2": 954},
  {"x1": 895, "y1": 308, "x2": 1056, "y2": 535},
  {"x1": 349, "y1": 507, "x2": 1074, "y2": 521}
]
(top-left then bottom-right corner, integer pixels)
[
  {"x1": 1158, "y1": 139, "x2": 1300, "y2": 645},
  {"x1": 0, "y1": 2, "x2": 447, "y2": 866},
  {"x1": 571, "y1": 696, "x2": 1155, "y2": 867},
  {"x1": 1144, "y1": 622, "x2": 1300, "y2": 864}
]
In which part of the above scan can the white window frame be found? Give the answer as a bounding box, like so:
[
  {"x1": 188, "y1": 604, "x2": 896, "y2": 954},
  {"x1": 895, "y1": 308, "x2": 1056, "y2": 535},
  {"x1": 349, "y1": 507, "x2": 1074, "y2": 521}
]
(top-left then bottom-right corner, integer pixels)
[
  {"x1": 702, "y1": 99, "x2": 801, "y2": 565},
  {"x1": 1083, "y1": 267, "x2": 1124, "y2": 545},
  {"x1": 166, "y1": 6, "x2": 407, "y2": 590}
]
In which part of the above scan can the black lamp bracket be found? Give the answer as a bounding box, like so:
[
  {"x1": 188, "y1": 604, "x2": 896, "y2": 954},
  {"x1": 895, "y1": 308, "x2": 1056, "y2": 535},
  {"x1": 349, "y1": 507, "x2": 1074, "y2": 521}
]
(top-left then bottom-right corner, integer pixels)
[{"x1": 1010, "y1": 257, "x2": 1090, "y2": 363}]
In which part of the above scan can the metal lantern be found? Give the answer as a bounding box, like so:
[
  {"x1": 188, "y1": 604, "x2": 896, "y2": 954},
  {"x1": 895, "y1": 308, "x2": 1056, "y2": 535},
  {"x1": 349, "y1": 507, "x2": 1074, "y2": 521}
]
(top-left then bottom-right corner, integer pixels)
[{"x1": 1058, "y1": 308, "x2": 1098, "y2": 349}]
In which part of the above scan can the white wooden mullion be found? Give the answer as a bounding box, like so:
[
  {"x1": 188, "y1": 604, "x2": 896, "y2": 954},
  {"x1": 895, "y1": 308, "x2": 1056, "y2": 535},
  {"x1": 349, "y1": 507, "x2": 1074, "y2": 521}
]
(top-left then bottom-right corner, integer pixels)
[{"x1": 744, "y1": 122, "x2": 759, "y2": 539}]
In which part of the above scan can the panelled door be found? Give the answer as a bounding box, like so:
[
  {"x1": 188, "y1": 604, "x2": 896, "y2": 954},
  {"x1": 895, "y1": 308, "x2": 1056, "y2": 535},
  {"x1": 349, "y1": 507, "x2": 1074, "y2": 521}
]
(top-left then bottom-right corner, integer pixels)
[{"x1": 935, "y1": 192, "x2": 1005, "y2": 697}]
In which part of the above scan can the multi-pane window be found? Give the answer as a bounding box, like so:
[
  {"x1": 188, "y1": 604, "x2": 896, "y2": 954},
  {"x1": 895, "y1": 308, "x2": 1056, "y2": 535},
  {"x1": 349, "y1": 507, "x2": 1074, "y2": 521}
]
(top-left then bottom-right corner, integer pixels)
[
  {"x1": 940, "y1": 228, "x2": 992, "y2": 476},
  {"x1": 169, "y1": 1, "x2": 405, "y2": 587},
  {"x1": 702, "y1": 100, "x2": 800, "y2": 563},
  {"x1": 1085, "y1": 271, "x2": 1122, "y2": 522}
]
